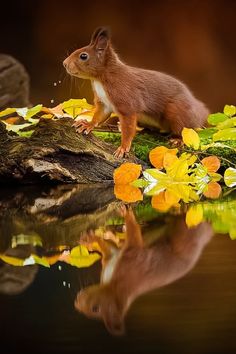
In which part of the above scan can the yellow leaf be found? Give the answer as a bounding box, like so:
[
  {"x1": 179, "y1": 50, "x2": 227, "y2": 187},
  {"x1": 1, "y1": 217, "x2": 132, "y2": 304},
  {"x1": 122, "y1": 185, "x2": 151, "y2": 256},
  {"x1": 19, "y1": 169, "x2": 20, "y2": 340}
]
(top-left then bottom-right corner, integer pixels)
[
  {"x1": 113, "y1": 163, "x2": 142, "y2": 184},
  {"x1": 203, "y1": 181, "x2": 222, "y2": 199},
  {"x1": 182, "y1": 128, "x2": 200, "y2": 150},
  {"x1": 201, "y1": 156, "x2": 220, "y2": 173},
  {"x1": 165, "y1": 158, "x2": 189, "y2": 180},
  {"x1": 224, "y1": 105, "x2": 236, "y2": 117},
  {"x1": 62, "y1": 245, "x2": 101, "y2": 268},
  {"x1": 114, "y1": 184, "x2": 143, "y2": 203},
  {"x1": 0, "y1": 107, "x2": 16, "y2": 118},
  {"x1": 149, "y1": 146, "x2": 178, "y2": 169},
  {"x1": 62, "y1": 98, "x2": 93, "y2": 118},
  {"x1": 224, "y1": 167, "x2": 236, "y2": 187},
  {"x1": 41, "y1": 114, "x2": 54, "y2": 119},
  {"x1": 0, "y1": 254, "x2": 24, "y2": 266},
  {"x1": 186, "y1": 154, "x2": 197, "y2": 166},
  {"x1": 186, "y1": 204, "x2": 204, "y2": 228}
]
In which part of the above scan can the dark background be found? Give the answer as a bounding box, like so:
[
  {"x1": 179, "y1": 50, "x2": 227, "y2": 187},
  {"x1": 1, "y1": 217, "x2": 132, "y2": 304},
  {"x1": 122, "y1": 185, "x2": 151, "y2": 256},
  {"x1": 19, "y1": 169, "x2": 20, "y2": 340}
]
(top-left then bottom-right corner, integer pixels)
[{"x1": 0, "y1": 0, "x2": 235, "y2": 111}]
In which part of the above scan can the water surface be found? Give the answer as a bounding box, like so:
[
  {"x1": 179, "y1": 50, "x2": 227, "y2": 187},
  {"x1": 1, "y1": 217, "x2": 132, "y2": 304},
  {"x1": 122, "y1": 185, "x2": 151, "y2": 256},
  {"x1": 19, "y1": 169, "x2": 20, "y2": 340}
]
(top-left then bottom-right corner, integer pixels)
[{"x1": 0, "y1": 184, "x2": 236, "y2": 354}]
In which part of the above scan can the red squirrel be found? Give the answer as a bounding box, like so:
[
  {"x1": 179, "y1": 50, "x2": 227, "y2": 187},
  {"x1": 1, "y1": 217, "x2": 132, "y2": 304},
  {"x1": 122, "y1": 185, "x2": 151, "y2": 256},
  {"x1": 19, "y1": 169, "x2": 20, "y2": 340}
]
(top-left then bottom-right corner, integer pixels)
[
  {"x1": 63, "y1": 27, "x2": 209, "y2": 158},
  {"x1": 75, "y1": 206, "x2": 213, "y2": 335}
]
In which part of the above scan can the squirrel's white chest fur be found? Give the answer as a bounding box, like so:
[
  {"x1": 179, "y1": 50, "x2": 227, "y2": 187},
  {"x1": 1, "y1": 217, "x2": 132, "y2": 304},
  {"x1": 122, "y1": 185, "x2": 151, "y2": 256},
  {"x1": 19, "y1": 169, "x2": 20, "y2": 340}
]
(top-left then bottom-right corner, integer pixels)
[{"x1": 92, "y1": 80, "x2": 115, "y2": 113}]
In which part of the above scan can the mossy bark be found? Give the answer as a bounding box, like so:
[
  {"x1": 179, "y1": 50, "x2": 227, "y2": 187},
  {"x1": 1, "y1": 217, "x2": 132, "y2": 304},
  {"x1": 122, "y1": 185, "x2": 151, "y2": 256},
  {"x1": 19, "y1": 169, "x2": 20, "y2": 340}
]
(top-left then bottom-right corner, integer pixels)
[{"x1": 0, "y1": 118, "x2": 143, "y2": 184}]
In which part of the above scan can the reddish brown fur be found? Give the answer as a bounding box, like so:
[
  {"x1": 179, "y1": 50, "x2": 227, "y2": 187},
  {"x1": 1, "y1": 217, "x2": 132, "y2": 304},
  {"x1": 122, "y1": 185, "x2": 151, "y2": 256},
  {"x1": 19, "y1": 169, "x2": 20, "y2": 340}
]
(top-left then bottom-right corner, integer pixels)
[
  {"x1": 74, "y1": 207, "x2": 213, "y2": 336},
  {"x1": 63, "y1": 27, "x2": 209, "y2": 157}
]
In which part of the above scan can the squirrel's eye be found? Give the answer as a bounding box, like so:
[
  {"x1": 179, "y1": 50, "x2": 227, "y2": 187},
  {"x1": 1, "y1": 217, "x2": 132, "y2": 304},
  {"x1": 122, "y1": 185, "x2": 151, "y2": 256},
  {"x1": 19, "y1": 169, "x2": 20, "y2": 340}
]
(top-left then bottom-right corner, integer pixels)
[{"x1": 79, "y1": 52, "x2": 89, "y2": 61}]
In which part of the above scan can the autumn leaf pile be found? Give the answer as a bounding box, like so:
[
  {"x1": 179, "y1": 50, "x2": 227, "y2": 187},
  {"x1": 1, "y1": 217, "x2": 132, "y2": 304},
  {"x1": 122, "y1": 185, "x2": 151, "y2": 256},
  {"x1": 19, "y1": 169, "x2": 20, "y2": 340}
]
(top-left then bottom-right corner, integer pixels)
[{"x1": 113, "y1": 126, "x2": 236, "y2": 210}]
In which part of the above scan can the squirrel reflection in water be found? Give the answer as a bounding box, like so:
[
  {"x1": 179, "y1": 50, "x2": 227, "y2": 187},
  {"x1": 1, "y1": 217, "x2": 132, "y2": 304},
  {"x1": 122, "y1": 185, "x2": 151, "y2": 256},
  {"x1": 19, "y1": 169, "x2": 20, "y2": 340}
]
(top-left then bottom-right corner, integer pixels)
[{"x1": 75, "y1": 205, "x2": 213, "y2": 336}]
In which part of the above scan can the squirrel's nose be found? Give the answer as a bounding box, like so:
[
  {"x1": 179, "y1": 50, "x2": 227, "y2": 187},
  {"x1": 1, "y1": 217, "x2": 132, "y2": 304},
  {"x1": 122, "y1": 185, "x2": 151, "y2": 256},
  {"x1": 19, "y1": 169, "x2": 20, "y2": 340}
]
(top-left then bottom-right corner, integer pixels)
[{"x1": 63, "y1": 58, "x2": 69, "y2": 68}]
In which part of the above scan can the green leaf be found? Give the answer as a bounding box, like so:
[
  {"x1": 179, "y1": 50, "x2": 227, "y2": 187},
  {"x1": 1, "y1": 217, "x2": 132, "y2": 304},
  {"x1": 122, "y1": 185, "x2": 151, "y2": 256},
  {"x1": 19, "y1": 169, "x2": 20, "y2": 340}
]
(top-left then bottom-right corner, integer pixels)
[
  {"x1": 0, "y1": 107, "x2": 16, "y2": 117},
  {"x1": 208, "y1": 113, "x2": 228, "y2": 125},
  {"x1": 4, "y1": 122, "x2": 33, "y2": 132},
  {"x1": 224, "y1": 105, "x2": 236, "y2": 117},
  {"x1": 17, "y1": 130, "x2": 34, "y2": 138},
  {"x1": 131, "y1": 179, "x2": 149, "y2": 188},
  {"x1": 25, "y1": 104, "x2": 42, "y2": 119},
  {"x1": 213, "y1": 128, "x2": 236, "y2": 141},
  {"x1": 224, "y1": 167, "x2": 236, "y2": 187},
  {"x1": 198, "y1": 128, "x2": 217, "y2": 140},
  {"x1": 217, "y1": 117, "x2": 236, "y2": 130}
]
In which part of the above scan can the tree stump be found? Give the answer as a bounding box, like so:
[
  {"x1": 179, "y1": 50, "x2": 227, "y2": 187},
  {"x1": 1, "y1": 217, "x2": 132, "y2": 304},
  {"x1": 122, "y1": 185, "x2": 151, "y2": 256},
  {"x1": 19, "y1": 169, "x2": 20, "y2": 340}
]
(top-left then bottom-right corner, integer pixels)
[
  {"x1": 0, "y1": 54, "x2": 30, "y2": 110},
  {"x1": 0, "y1": 117, "x2": 143, "y2": 184}
]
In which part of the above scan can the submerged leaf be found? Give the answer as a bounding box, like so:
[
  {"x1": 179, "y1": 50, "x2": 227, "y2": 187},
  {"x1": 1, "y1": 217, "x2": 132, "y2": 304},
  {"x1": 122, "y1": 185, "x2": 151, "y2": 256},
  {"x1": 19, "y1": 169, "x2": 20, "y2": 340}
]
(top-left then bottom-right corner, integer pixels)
[
  {"x1": 113, "y1": 163, "x2": 142, "y2": 184},
  {"x1": 151, "y1": 191, "x2": 179, "y2": 212},
  {"x1": 186, "y1": 204, "x2": 204, "y2": 228},
  {"x1": 0, "y1": 254, "x2": 24, "y2": 266},
  {"x1": 182, "y1": 128, "x2": 200, "y2": 150},
  {"x1": 61, "y1": 245, "x2": 101, "y2": 268}
]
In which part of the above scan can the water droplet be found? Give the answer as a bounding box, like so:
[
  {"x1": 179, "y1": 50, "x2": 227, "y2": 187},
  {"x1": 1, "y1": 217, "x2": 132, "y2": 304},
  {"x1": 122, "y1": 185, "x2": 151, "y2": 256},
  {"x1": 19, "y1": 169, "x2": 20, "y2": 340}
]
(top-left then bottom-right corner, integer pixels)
[
  {"x1": 50, "y1": 99, "x2": 54, "y2": 104},
  {"x1": 68, "y1": 283, "x2": 71, "y2": 288},
  {"x1": 58, "y1": 265, "x2": 62, "y2": 271},
  {"x1": 63, "y1": 281, "x2": 66, "y2": 287},
  {"x1": 58, "y1": 80, "x2": 61, "y2": 84},
  {"x1": 53, "y1": 82, "x2": 57, "y2": 86}
]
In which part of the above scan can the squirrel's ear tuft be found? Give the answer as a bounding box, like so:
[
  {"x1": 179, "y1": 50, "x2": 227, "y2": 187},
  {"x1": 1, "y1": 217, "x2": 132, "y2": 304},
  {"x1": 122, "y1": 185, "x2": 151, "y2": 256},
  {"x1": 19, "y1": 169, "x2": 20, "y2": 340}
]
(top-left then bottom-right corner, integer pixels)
[{"x1": 90, "y1": 27, "x2": 110, "y2": 50}]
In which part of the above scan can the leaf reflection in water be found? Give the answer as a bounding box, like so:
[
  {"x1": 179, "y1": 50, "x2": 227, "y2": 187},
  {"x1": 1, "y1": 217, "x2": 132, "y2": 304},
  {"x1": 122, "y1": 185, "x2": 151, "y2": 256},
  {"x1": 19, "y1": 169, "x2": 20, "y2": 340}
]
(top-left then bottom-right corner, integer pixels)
[{"x1": 75, "y1": 206, "x2": 213, "y2": 336}]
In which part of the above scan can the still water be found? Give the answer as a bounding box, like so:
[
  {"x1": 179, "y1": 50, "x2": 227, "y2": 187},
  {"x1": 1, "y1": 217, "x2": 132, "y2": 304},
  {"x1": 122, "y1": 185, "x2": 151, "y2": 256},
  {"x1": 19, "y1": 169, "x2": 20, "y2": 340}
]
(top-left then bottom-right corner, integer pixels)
[{"x1": 0, "y1": 184, "x2": 236, "y2": 354}]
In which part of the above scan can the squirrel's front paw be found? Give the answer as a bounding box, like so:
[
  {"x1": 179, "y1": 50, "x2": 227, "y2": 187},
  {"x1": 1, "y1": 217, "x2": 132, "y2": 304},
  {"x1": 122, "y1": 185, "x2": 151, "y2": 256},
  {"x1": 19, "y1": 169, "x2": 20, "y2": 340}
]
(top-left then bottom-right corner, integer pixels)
[
  {"x1": 114, "y1": 146, "x2": 130, "y2": 159},
  {"x1": 73, "y1": 119, "x2": 94, "y2": 135}
]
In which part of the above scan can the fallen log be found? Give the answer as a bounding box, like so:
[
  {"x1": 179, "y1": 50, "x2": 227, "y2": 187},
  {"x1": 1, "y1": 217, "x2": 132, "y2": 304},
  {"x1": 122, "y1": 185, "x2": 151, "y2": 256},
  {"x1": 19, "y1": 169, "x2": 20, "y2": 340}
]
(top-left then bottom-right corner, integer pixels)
[{"x1": 0, "y1": 117, "x2": 143, "y2": 184}]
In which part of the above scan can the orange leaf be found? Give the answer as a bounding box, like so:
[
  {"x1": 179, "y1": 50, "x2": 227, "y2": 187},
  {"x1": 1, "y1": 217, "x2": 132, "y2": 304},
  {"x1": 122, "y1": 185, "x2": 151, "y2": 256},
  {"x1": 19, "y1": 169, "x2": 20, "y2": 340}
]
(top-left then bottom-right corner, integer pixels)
[
  {"x1": 163, "y1": 153, "x2": 178, "y2": 169},
  {"x1": 151, "y1": 191, "x2": 179, "y2": 212},
  {"x1": 5, "y1": 117, "x2": 19, "y2": 124},
  {"x1": 164, "y1": 190, "x2": 180, "y2": 205},
  {"x1": 49, "y1": 103, "x2": 64, "y2": 116},
  {"x1": 114, "y1": 184, "x2": 143, "y2": 203},
  {"x1": 201, "y1": 156, "x2": 220, "y2": 173},
  {"x1": 41, "y1": 107, "x2": 52, "y2": 114},
  {"x1": 45, "y1": 254, "x2": 61, "y2": 265},
  {"x1": 113, "y1": 163, "x2": 142, "y2": 184},
  {"x1": 149, "y1": 146, "x2": 178, "y2": 169},
  {"x1": 203, "y1": 181, "x2": 222, "y2": 199}
]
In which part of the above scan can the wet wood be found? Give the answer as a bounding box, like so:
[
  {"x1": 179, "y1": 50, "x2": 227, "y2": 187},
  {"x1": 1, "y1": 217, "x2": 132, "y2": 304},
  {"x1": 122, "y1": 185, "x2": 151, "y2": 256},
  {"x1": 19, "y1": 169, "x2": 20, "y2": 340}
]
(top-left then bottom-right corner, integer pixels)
[
  {"x1": 0, "y1": 184, "x2": 118, "y2": 252},
  {"x1": 0, "y1": 117, "x2": 143, "y2": 184}
]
